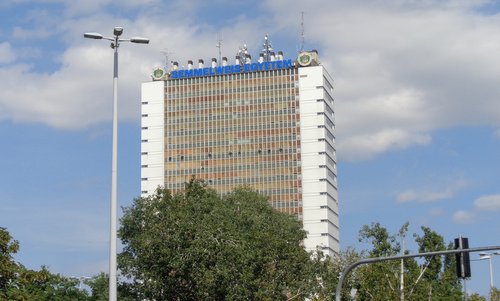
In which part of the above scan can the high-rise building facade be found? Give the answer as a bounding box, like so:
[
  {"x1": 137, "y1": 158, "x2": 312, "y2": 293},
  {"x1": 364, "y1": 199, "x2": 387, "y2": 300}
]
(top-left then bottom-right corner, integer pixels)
[{"x1": 141, "y1": 47, "x2": 339, "y2": 255}]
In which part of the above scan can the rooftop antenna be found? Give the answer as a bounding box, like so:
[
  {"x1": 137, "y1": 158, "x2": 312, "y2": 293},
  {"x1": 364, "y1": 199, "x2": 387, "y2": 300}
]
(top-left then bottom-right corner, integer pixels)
[
  {"x1": 216, "y1": 32, "x2": 223, "y2": 64},
  {"x1": 299, "y1": 11, "x2": 305, "y2": 52},
  {"x1": 261, "y1": 34, "x2": 273, "y2": 62},
  {"x1": 160, "y1": 49, "x2": 173, "y2": 69},
  {"x1": 236, "y1": 43, "x2": 248, "y2": 65}
]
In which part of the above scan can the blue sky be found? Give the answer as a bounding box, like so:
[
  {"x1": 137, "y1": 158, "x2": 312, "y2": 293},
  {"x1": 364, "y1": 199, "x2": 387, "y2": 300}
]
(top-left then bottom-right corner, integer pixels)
[{"x1": 1, "y1": 0, "x2": 500, "y2": 296}]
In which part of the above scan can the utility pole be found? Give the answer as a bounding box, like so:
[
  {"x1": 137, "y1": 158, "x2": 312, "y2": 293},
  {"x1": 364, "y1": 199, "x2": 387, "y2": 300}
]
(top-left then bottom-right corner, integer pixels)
[{"x1": 400, "y1": 238, "x2": 405, "y2": 301}]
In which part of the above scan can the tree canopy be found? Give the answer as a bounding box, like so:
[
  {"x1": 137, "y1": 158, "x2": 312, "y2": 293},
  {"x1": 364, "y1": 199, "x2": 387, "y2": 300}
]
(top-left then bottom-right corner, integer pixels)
[
  {"x1": 118, "y1": 179, "x2": 317, "y2": 300},
  {"x1": 347, "y1": 223, "x2": 463, "y2": 301},
  {"x1": 2, "y1": 187, "x2": 490, "y2": 300}
]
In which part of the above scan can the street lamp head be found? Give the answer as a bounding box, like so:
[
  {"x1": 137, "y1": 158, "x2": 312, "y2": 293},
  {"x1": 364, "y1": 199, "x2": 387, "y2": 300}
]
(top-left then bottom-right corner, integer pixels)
[
  {"x1": 84, "y1": 32, "x2": 103, "y2": 39},
  {"x1": 130, "y1": 37, "x2": 150, "y2": 44},
  {"x1": 113, "y1": 27, "x2": 124, "y2": 36}
]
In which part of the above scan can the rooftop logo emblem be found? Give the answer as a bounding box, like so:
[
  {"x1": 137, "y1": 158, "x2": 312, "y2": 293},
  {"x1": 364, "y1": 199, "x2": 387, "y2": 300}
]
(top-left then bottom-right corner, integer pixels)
[
  {"x1": 151, "y1": 67, "x2": 165, "y2": 80},
  {"x1": 298, "y1": 52, "x2": 313, "y2": 66}
]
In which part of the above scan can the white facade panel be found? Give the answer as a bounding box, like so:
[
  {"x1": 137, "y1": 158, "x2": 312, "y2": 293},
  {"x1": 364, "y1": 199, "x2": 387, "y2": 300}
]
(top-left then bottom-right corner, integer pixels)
[
  {"x1": 141, "y1": 81, "x2": 164, "y2": 196},
  {"x1": 142, "y1": 128, "x2": 163, "y2": 140},
  {"x1": 299, "y1": 65, "x2": 339, "y2": 256}
]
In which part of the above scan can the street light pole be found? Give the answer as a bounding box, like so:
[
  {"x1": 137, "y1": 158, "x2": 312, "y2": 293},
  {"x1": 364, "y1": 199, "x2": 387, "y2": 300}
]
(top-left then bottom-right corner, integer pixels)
[
  {"x1": 84, "y1": 27, "x2": 148, "y2": 301},
  {"x1": 479, "y1": 252, "x2": 500, "y2": 297}
]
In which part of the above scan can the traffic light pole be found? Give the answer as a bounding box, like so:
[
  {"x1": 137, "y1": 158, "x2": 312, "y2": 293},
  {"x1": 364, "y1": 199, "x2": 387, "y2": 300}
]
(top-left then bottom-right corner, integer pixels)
[{"x1": 335, "y1": 245, "x2": 500, "y2": 301}]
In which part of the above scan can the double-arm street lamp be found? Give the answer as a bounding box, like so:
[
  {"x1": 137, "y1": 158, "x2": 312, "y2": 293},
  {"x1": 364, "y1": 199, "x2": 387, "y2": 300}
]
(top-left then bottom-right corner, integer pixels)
[
  {"x1": 479, "y1": 251, "x2": 500, "y2": 293},
  {"x1": 84, "y1": 27, "x2": 149, "y2": 301}
]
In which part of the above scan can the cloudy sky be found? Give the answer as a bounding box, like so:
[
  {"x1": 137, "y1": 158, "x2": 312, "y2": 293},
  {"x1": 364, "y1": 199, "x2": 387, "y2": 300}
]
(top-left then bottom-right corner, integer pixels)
[{"x1": 1, "y1": 0, "x2": 500, "y2": 295}]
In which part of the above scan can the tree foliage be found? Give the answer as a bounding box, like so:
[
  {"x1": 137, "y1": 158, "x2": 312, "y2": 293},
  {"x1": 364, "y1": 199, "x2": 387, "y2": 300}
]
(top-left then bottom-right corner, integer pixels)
[
  {"x1": 339, "y1": 223, "x2": 463, "y2": 301},
  {"x1": 0, "y1": 227, "x2": 89, "y2": 300},
  {"x1": 490, "y1": 286, "x2": 500, "y2": 301},
  {"x1": 2, "y1": 200, "x2": 490, "y2": 300},
  {"x1": 118, "y1": 179, "x2": 317, "y2": 300},
  {"x1": 0, "y1": 227, "x2": 20, "y2": 293},
  {"x1": 84, "y1": 272, "x2": 135, "y2": 301}
]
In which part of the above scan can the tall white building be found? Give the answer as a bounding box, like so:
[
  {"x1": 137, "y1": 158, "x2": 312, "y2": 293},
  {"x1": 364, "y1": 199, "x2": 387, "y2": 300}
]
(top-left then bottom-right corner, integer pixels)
[{"x1": 141, "y1": 46, "x2": 339, "y2": 255}]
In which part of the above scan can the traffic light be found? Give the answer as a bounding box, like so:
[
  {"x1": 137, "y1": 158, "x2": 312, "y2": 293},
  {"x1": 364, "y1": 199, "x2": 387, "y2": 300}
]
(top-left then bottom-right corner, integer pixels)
[{"x1": 454, "y1": 236, "x2": 471, "y2": 278}]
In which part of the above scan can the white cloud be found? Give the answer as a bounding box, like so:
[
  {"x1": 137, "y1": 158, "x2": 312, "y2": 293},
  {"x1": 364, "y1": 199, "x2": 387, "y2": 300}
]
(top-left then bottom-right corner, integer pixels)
[
  {"x1": 453, "y1": 210, "x2": 475, "y2": 224},
  {"x1": 449, "y1": 194, "x2": 500, "y2": 225},
  {"x1": 396, "y1": 177, "x2": 466, "y2": 203},
  {"x1": 474, "y1": 194, "x2": 500, "y2": 210},
  {"x1": 12, "y1": 26, "x2": 53, "y2": 40},
  {"x1": 397, "y1": 190, "x2": 418, "y2": 203},
  {"x1": 265, "y1": 0, "x2": 500, "y2": 160},
  {"x1": 495, "y1": 128, "x2": 500, "y2": 139},
  {"x1": 0, "y1": 42, "x2": 17, "y2": 64},
  {"x1": 341, "y1": 128, "x2": 431, "y2": 161},
  {"x1": 0, "y1": 1, "x2": 268, "y2": 130},
  {"x1": 396, "y1": 188, "x2": 454, "y2": 203},
  {"x1": 3, "y1": 0, "x2": 500, "y2": 160},
  {"x1": 429, "y1": 207, "x2": 445, "y2": 217}
]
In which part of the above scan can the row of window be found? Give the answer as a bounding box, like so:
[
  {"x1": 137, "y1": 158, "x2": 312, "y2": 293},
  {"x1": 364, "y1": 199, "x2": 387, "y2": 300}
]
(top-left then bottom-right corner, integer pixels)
[
  {"x1": 165, "y1": 162, "x2": 302, "y2": 174},
  {"x1": 167, "y1": 91, "x2": 298, "y2": 102},
  {"x1": 165, "y1": 168, "x2": 302, "y2": 179},
  {"x1": 166, "y1": 124, "x2": 299, "y2": 138},
  {"x1": 164, "y1": 108, "x2": 299, "y2": 123},
  {"x1": 166, "y1": 70, "x2": 297, "y2": 84},
  {"x1": 166, "y1": 176, "x2": 302, "y2": 186},
  {"x1": 166, "y1": 136, "x2": 301, "y2": 149},
  {"x1": 166, "y1": 82, "x2": 297, "y2": 95},
  {"x1": 165, "y1": 96, "x2": 299, "y2": 111},
  {"x1": 165, "y1": 180, "x2": 302, "y2": 194},
  {"x1": 272, "y1": 201, "x2": 302, "y2": 209},
  {"x1": 166, "y1": 148, "x2": 300, "y2": 162}
]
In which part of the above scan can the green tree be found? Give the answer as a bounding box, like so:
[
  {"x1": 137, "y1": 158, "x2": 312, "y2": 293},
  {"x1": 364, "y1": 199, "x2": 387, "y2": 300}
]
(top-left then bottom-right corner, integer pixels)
[
  {"x1": 0, "y1": 227, "x2": 20, "y2": 293},
  {"x1": 11, "y1": 267, "x2": 88, "y2": 301},
  {"x1": 352, "y1": 223, "x2": 463, "y2": 301},
  {"x1": 469, "y1": 293, "x2": 487, "y2": 301},
  {"x1": 86, "y1": 272, "x2": 108, "y2": 301},
  {"x1": 412, "y1": 228, "x2": 462, "y2": 300},
  {"x1": 311, "y1": 247, "x2": 361, "y2": 301},
  {"x1": 118, "y1": 180, "x2": 317, "y2": 300},
  {"x1": 1, "y1": 227, "x2": 89, "y2": 300},
  {"x1": 491, "y1": 286, "x2": 500, "y2": 301},
  {"x1": 355, "y1": 222, "x2": 408, "y2": 300},
  {"x1": 85, "y1": 272, "x2": 135, "y2": 301}
]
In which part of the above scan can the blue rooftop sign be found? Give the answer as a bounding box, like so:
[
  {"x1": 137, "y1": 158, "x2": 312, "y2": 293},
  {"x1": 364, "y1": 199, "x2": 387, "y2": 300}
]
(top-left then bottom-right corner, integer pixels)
[{"x1": 170, "y1": 59, "x2": 294, "y2": 79}]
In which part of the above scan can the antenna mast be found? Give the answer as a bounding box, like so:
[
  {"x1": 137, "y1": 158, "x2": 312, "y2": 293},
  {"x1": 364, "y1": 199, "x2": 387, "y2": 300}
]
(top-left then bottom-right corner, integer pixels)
[
  {"x1": 160, "y1": 49, "x2": 173, "y2": 69},
  {"x1": 216, "y1": 32, "x2": 223, "y2": 63},
  {"x1": 236, "y1": 43, "x2": 248, "y2": 66},
  {"x1": 299, "y1": 11, "x2": 305, "y2": 52},
  {"x1": 262, "y1": 34, "x2": 273, "y2": 62}
]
